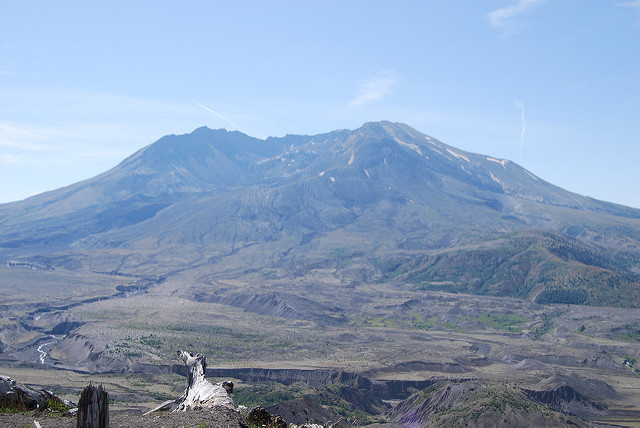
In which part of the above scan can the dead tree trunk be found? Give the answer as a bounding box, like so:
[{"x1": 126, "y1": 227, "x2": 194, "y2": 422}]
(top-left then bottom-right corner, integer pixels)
[
  {"x1": 174, "y1": 350, "x2": 235, "y2": 411},
  {"x1": 77, "y1": 384, "x2": 109, "y2": 428}
]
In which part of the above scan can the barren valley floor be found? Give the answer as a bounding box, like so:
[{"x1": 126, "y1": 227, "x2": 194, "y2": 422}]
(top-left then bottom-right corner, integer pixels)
[{"x1": 2, "y1": 267, "x2": 640, "y2": 426}]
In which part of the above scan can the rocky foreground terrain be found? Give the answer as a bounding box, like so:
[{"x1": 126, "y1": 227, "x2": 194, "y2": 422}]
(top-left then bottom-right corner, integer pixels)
[
  {"x1": 0, "y1": 408, "x2": 248, "y2": 428},
  {"x1": 3, "y1": 357, "x2": 640, "y2": 427}
]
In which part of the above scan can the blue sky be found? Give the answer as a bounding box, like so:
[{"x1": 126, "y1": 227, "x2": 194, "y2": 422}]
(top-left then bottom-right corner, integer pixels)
[{"x1": 1, "y1": 1, "x2": 639, "y2": 207}]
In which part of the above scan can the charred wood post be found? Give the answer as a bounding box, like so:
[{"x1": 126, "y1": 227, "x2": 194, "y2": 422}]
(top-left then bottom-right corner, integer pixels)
[{"x1": 76, "y1": 384, "x2": 109, "y2": 428}]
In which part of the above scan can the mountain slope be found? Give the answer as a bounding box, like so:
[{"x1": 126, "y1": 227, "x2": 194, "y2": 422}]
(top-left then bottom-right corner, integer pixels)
[{"x1": 1, "y1": 121, "x2": 639, "y2": 306}]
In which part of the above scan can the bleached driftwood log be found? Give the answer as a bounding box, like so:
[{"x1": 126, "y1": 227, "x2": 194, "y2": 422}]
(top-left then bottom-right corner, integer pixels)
[{"x1": 174, "y1": 350, "x2": 235, "y2": 411}]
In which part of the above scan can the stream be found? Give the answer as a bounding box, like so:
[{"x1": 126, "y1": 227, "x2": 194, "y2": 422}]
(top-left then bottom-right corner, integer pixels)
[{"x1": 36, "y1": 335, "x2": 64, "y2": 365}]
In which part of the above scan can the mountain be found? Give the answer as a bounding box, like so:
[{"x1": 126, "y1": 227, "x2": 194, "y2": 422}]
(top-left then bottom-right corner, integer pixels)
[{"x1": 1, "y1": 121, "x2": 640, "y2": 307}]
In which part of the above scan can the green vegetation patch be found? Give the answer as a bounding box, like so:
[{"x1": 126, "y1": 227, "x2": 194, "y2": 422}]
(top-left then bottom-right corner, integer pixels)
[
  {"x1": 474, "y1": 313, "x2": 527, "y2": 332},
  {"x1": 46, "y1": 397, "x2": 71, "y2": 413},
  {"x1": 613, "y1": 323, "x2": 640, "y2": 342},
  {"x1": 310, "y1": 386, "x2": 385, "y2": 425},
  {"x1": 350, "y1": 313, "x2": 464, "y2": 333},
  {"x1": 233, "y1": 382, "x2": 301, "y2": 408},
  {"x1": 439, "y1": 321, "x2": 465, "y2": 332},
  {"x1": 0, "y1": 406, "x2": 28, "y2": 414},
  {"x1": 430, "y1": 383, "x2": 551, "y2": 426},
  {"x1": 139, "y1": 334, "x2": 163, "y2": 348},
  {"x1": 530, "y1": 312, "x2": 560, "y2": 340}
]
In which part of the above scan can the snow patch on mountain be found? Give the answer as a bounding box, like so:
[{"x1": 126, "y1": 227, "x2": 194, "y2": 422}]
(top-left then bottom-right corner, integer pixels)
[
  {"x1": 489, "y1": 172, "x2": 501, "y2": 185},
  {"x1": 447, "y1": 149, "x2": 470, "y2": 163},
  {"x1": 394, "y1": 138, "x2": 423, "y2": 156},
  {"x1": 487, "y1": 157, "x2": 508, "y2": 169}
]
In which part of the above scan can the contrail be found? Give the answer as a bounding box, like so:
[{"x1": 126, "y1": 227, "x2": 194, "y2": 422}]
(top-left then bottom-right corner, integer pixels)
[
  {"x1": 514, "y1": 99, "x2": 526, "y2": 159},
  {"x1": 191, "y1": 98, "x2": 246, "y2": 134}
]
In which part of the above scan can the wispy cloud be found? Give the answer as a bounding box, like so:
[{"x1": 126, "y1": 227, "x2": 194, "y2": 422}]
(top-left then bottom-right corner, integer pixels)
[
  {"x1": 488, "y1": 0, "x2": 547, "y2": 29},
  {"x1": 513, "y1": 99, "x2": 526, "y2": 159},
  {"x1": 0, "y1": 68, "x2": 36, "y2": 76},
  {"x1": 0, "y1": 140, "x2": 51, "y2": 151},
  {"x1": 348, "y1": 71, "x2": 399, "y2": 107},
  {"x1": 0, "y1": 124, "x2": 46, "y2": 139},
  {"x1": 617, "y1": 1, "x2": 640, "y2": 7},
  {"x1": 0, "y1": 124, "x2": 51, "y2": 153},
  {"x1": 191, "y1": 98, "x2": 246, "y2": 133}
]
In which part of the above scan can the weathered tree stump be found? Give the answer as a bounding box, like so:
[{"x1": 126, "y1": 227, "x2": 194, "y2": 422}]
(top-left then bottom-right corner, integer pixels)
[
  {"x1": 76, "y1": 384, "x2": 109, "y2": 428},
  {"x1": 174, "y1": 350, "x2": 235, "y2": 411}
]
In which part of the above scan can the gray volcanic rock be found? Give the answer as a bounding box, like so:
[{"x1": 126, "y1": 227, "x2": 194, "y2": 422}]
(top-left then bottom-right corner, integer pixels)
[{"x1": 0, "y1": 375, "x2": 72, "y2": 411}]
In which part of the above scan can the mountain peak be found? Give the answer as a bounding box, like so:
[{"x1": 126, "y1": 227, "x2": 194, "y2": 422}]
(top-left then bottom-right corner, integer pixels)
[
  {"x1": 1, "y1": 121, "x2": 640, "y2": 308},
  {"x1": 358, "y1": 120, "x2": 407, "y2": 136}
]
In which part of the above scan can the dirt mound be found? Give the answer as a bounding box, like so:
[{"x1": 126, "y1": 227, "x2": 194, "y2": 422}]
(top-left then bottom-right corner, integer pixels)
[
  {"x1": 221, "y1": 292, "x2": 346, "y2": 326},
  {"x1": 500, "y1": 353, "x2": 526, "y2": 363},
  {"x1": 267, "y1": 396, "x2": 343, "y2": 427},
  {"x1": 524, "y1": 373, "x2": 619, "y2": 419},
  {"x1": 534, "y1": 354, "x2": 622, "y2": 370},
  {"x1": 336, "y1": 385, "x2": 389, "y2": 415},
  {"x1": 389, "y1": 381, "x2": 588, "y2": 427},
  {"x1": 513, "y1": 358, "x2": 551, "y2": 371},
  {"x1": 542, "y1": 373, "x2": 619, "y2": 400}
]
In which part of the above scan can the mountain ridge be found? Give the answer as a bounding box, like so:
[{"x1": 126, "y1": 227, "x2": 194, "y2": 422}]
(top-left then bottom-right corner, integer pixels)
[{"x1": 1, "y1": 121, "x2": 639, "y2": 306}]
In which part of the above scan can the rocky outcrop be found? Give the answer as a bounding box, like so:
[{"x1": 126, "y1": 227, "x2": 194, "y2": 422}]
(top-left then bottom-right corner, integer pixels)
[
  {"x1": 246, "y1": 405, "x2": 287, "y2": 428},
  {"x1": 0, "y1": 375, "x2": 71, "y2": 411},
  {"x1": 266, "y1": 397, "x2": 346, "y2": 427},
  {"x1": 200, "y1": 367, "x2": 369, "y2": 389}
]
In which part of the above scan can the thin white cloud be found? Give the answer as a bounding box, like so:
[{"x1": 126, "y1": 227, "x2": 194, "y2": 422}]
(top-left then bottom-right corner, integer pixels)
[
  {"x1": 488, "y1": 0, "x2": 547, "y2": 28},
  {"x1": 0, "y1": 140, "x2": 51, "y2": 151},
  {"x1": 349, "y1": 71, "x2": 399, "y2": 107},
  {"x1": 617, "y1": 1, "x2": 640, "y2": 7},
  {"x1": 191, "y1": 98, "x2": 246, "y2": 134},
  {"x1": 0, "y1": 124, "x2": 51, "y2": 153},
  {"x1": 0, "y1": 124, "x2": 46, "y2": 139}
]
